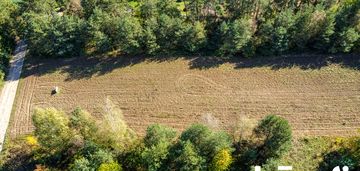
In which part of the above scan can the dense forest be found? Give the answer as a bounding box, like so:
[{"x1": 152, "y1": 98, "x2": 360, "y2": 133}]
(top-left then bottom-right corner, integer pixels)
[
  {"x1": 1, "y1": 106, "x2": 359, "y2": 170},
  {"x1": 0, "y1": 0, "x2": 359, "y2": 60},
  {"x1": 0, "y1": 0, "x2": 18, "y2": 85},
  {"x1": 0, "y1": 0, "x2": 359, "y2": 84}
]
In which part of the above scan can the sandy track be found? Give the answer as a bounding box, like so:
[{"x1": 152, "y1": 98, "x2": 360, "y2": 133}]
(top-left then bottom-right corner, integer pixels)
[
  {"x1": 9, "y1": 55, "x2": 360, "y2": 138},
  {"x1": 0, "y1": 41, "x2": 26, "y2": 151}
]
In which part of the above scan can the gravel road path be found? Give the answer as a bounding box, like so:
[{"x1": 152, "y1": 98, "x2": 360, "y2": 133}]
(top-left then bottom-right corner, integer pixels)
[{"x1": 0, "y1": 41, "x2": 26, "y2": 152}]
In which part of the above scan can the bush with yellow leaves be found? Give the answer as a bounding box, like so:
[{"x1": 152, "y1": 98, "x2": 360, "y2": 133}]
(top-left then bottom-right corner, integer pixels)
[{"x1": 211, "y1": 148, "x2": 233, "y2": 171}]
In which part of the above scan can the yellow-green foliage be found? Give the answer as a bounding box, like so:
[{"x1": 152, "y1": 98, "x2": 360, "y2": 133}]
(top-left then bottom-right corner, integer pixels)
[
  {"x1": 32, "y1": 108, "x2": 73, "y2": 151},
  {"x1": 348, "y1": 138, "x2": 360, "y2": 161},
  {"x1": 97, "y1": 162, "x2": 122, "y2": 171},
  {"x1": 25, "y1": 135, "x2": 38, "y2": 147},
  {"x1": 335, "y1": 131, "x2": 360, "y2": 161},
  {"x1": 101, "y1": 98, "x2": 137, "y2": 151},
  {"x1": 211, "y1": 149, "x2": 233, "y2": 171}
]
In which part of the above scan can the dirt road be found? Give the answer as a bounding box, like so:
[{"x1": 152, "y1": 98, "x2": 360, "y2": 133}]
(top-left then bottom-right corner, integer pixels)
[{"x1": 0, "y1": 41, "x2": 26, "y2": 151}]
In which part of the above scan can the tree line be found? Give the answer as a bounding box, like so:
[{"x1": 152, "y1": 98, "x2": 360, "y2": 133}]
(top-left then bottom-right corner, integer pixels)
[
  {"x1": 1, "y1": 106, "x2": 360, "y2": 170},
  {"x1": 0, "y1": 0, "x2": 19, "y2": 86},
  {"x1": 1, "y1": 106, "x2": 359, "y2": 170},
  {"x1": 1, "y1": 106, "x2": 294, "y2": 170},
  {"x1": 0, "y1": 0, "x2": 359, "y2": 85},
  {"x1": 1, "y1": 0, "x2": 359, "y2": 59}
]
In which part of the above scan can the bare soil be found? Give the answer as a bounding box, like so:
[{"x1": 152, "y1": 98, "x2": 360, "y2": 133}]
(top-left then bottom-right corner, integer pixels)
[{"x1": 8, "y1": 54, "x2": 360, "y2": 138}]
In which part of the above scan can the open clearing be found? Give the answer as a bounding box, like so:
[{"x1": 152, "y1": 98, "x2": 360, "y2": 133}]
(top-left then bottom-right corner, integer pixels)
[{"x1": 8, "y1": 54, "x2": 360, "y2": 138}]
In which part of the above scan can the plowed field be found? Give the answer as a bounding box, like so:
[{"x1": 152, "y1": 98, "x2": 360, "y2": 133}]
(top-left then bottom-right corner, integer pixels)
[{"x1": 8, "y1": 55, "x2": 360, "y2": 138}]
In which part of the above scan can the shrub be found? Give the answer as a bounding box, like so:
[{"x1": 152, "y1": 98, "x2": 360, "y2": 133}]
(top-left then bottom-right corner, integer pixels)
[
  {"x1": 25, "y1": 14, "x2": 86, "y2": 58},
  {"x1": 121, "y1": 142, "x2": 145, "y2": 170},
  {"x1": 97, "y1": 161, "x2": 122, "y2": 171},
  {"x1": 318, "y1": 151, "x2": 357, "y2": 171},
  {"x1": 70, "y1": 141, "x2": 117, "y2": 170},
  {"x1": 32, "y1": 108, "x2": 73, "y2": 151},
  {"x1": 332, "y1": 27, "x2": 360, "y2": 53},
  {"x1": 313, "y1": 10, "x2": 336, "y2": 51},
  {"x1": 180, "y1": 124, "x2": 233, "y2": 165},
  {"x1": 272, "y1": 9, "x2": 296, "y2": 54},
  {"x1": 70, "y1": 157, "x2": 92, "y2": 171},
  {"x1": 144, "y1": 124, "x2": 177, "y2": 147},
  {"x1": 180, "y1": 124, "x2": 212, "y2": 152},
  {"x1": 218, "y1": 17, "x2": 254, "y2": 56},
  {"x1": 330, "y1": 0, "x2": 360, "y2": 53},
  {"x1": 254, "y1": 115, "x2": 292, "y2": 162},
  {"x1": 99, "y1": 98, "x2": 137, "y2": 151},
  {"x1": 25, "y1": 135, "x2": 38, "y2": 147},
  {"x1": 291, "y1": 5, "x2": 317, "y2": 50},
  {"x1": 0, "y1": 49, "x2": 9, "y2": 73},
  {"x1": 81, "y1": 0, "x2": 127, "y2": 18},
  {"x1": 141, "y1": 124, "x2": 177, "y2": 170},
  {"x1": 173, "y1": 141, "x2": 206, "y2": 170},
  {"x1": 70, "y1": 108, "x2": 98, "y2": 142},
  {"x1": 261, "y1": 158, "x2": 281, "y2": 171},
  {"x1": 113, "y1": 15, "x2": 142, "y2": 54},
  {"x1": 182, "y1": 21, "x2": 207, "y2": 53},
  {"x1": 211, "y1": 148, "x2": 233, "y2": 171},
  {"x1": 142, "y1": 24, "x2": 160, "y2": 55},
  {"x1": 154, "y1": 14, "x2": 184, "y2": 53},
  {"x1": 87, "y1": 8, "x2": 142, "y2": 54}
]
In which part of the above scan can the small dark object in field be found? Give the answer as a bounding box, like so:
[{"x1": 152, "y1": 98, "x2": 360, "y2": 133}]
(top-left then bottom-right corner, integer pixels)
[{"x1": 51, "y1": 86, "x2": 59, "y2": 95}]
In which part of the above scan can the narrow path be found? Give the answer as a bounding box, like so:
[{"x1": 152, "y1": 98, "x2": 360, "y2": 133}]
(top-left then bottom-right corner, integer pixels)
[{"x1": 0, "y1": 41, "x2": 26, "y2": 152}]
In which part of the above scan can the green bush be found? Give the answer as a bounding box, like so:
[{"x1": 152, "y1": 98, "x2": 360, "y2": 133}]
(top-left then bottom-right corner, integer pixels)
[
  {"x1": 70, "y1": 108, "x2": 98, "y2": 141},
  {"x1": 32, "y1": 108, "x2": 74, "y2": 151},
  {"x1": 272, "y1": 9, "x2": 296, "y2": 54},
  {"x1": 142, "y1": 23, "x2": 160, "y2": 55},
  {"x1": 26, "y1": 13, "x2": 86, "y2": 58},
  {"x1": 330, "y1": 0, "x2": 360, "y2": 53},
  {"x1": 70, "y1": 141, "x2": 117, "y2": 170},
  {"x1": 180, "y1": 124, "x2": 212, "y2": 152},
  {"x1": 261, "y1": 158, "x2": 281, "y2": 171},
  {"x1": 180, "y1": 124, "x2": 233, "y2": 166},
  {"x1": 154, "y1": 14, "x2": 184, "y2": 53},
  {"x1": 173, "y1": 140, "x2": 206, "y2": 170},
  {"x1": 254, "y1": 115, "x2": 292, "y2": 162},
  {"x1": 113, "y1": 15, "x2": 142, "y2": 54},
  {"x1": 182, "y1": 21, "x2": 207, "y2": 53},
  {"x1": 291, "y1": 4, "x2": 317, "y2": 50},
  {"x1": 144, "y1": 124, "x2": 177, "y2": 147},
  {"x1": 87, "y1": 8, "x2": 142, "y2": 54},
  {"x1": 318, "y1": 151, "x2": 358, "y2": 171},
  {"x1": 141, "y1": 124, "x2": 177, "y2": 170},
  {"x1": 70, "y1": 157, "x2": 92, "y2": 171},
  {"x1": 0, "y1": 49, "x2": 9, "y2": 86},
  {"x1": 313, "y1": 9, "x2": 336, "y2": 51},
  {"x1": 97, "y1": 161, "x2": 122, "y2": 171},
  {"x1": 333, "y1": 27, "x2": 360, "y2": 53},
  {"x1": 218, "y1": 17, "x2": 254, "y2": 56}
]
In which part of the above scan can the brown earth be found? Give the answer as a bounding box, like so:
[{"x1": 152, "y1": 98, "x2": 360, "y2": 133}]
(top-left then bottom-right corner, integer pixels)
[{"x1": 8, "y1": 54, "x2": 360, "y2": 138}]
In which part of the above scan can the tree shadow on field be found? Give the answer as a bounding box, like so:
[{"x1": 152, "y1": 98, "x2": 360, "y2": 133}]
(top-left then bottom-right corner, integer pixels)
[
  {"x1": 189, "y1": 53, "x2": 360, "y2": 70},
  {"x1": 21, "y1": 55, "x2": 148, "y2": 81},
  {"x1": 21, "y1": 53, "x2": 360, "y2": 81}
]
